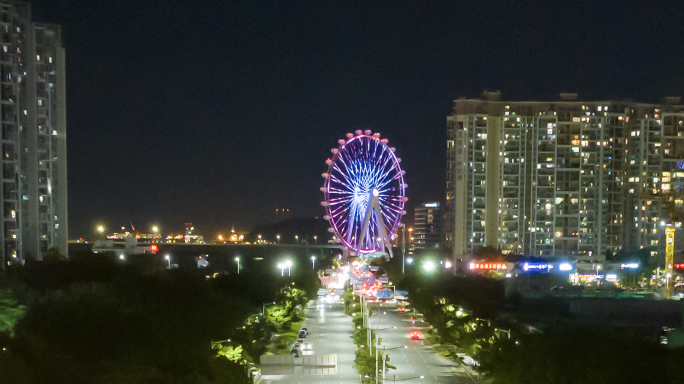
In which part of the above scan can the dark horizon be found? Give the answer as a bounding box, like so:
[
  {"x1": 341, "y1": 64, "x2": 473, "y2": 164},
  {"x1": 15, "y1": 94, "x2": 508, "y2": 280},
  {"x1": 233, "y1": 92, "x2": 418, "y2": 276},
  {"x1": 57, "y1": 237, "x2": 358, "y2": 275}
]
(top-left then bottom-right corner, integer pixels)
[{"x1": 28, "y1": 0, "x2": 684, "y2": 239}]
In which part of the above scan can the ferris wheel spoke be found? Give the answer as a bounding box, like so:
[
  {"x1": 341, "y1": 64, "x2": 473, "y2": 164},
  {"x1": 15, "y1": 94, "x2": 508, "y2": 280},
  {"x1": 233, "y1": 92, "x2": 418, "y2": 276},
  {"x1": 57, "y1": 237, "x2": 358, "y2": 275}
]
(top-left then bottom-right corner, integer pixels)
[{"x1": 324, "y1": 134, "x2": 405, "y2": 254}]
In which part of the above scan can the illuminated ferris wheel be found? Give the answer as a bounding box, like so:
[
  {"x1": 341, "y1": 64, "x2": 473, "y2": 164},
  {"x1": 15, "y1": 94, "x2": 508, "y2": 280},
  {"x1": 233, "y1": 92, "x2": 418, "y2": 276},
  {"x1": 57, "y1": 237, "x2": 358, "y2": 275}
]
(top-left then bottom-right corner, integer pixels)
[{"x1": 321, "y1": 130, "x2": 407, "y2": 256}]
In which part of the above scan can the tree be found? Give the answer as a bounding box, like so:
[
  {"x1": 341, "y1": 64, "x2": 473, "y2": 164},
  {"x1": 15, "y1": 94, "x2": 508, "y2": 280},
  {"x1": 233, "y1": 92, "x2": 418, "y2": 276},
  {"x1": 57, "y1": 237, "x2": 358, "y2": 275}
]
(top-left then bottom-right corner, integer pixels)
[
  {"x1": 479, "y1": 326, "x2": 682, "y2": 384},
  {"x1": 0, "y1": 287, "x2": 26, "y2": 335}
]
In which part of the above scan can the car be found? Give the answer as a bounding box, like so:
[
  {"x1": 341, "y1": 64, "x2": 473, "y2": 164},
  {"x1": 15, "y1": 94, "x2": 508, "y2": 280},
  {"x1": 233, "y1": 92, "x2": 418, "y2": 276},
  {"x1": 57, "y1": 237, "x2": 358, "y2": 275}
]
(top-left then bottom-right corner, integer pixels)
[
  {"x1": 410, "y1": 331, "x2": 421, "y2": 340},
  {"x1": 290, "y1": 347, "x2": 302, "y2": 357},
  {"x1": 300, "y1": 327, "x2": 309, "y2": 335},
  {"x1": 398, "y1": 307, "x2": 405, "y2": 312},
  {"x1": 298, "y1": 330, "x2": 307, "y2": 338}
]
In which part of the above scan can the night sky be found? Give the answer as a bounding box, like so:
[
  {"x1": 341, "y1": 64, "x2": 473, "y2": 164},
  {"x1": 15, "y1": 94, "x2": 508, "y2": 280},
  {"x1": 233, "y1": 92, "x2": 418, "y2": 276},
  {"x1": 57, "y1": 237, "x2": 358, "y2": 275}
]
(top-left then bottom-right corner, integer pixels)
[{"x1": 31, "y1": 0, "x2": 684, "y2": 238}]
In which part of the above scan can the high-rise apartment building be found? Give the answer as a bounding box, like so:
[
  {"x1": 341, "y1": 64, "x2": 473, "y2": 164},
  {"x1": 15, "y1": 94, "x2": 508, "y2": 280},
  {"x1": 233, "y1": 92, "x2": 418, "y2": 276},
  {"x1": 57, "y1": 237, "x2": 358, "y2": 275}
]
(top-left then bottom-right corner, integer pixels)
[
  {"x1": 0, "y1": 2, "x2": 67, "y2": 268},
  {"x1": 413, "y1": 202, "x2": 444, "y2": 252},
  {"x1": 446, "y1": 92, "x2": 684, "y2": 260}
]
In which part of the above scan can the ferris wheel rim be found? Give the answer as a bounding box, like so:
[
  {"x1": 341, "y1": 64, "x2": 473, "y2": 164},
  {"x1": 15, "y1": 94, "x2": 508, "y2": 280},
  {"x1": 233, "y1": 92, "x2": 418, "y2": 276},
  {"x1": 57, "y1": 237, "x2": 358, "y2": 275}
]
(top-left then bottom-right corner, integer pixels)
[{"x1": 322, "y1": 133, "x2": 406, "y2": 253}]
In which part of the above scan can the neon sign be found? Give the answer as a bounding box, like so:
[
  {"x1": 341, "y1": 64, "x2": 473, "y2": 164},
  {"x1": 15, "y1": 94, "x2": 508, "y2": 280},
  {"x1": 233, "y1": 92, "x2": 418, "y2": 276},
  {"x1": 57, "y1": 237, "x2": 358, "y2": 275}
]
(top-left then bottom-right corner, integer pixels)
[
  {"x1": 523, "y1": 262, "x2": 552, "y2": 271},
  {"x1": 468, "y1": 262, "x2": 507, "y2": 270},
  {"x1": 620, "y1": 263, "x2": 640, "y2": 269}
]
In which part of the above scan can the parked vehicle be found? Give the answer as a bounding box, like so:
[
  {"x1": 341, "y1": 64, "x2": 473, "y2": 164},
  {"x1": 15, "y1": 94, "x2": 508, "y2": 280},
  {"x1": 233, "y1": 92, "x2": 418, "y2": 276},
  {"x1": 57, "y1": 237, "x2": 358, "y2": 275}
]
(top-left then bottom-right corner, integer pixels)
[
  {"x1": 298, "y1": 330, "x2": 307, "y2": 338},
  {"x1": 300, "y1": 327, "x2": 309, "y2": 335}
]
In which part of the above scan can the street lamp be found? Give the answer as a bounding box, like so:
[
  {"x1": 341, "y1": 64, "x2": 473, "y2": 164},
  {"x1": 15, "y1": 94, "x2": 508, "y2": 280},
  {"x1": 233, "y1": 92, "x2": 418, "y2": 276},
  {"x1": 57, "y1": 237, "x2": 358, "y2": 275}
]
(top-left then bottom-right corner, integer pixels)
[
  {"x1": 373, "y1": 326, "x2": 397, "y2": 384},
  {"x1": 286, "y1": 260, "x2": 292, "y2": 276},
  {"x1": 423, "y1": 260, "x2": 436, "y2": 273},
  {"x1": 235, "y1": 256, "x2": 240, "y2": 274},
  {"x1": 295, "y1": 235, "x2": 299, "y2": 243},
  {"x1": 258, "y1": 234, "x2": 262, "y2": 244},
  {"x1": 381, "y1": 345, "x2": 408, "y2": 383},
  {"x1": 277, "y1": 262, "x2": 285, "y2": 276},
  {"x1": 495, "y1": 328, "x2": 511, "y2": 339},
  {"x1": 97, "y1": 225, "x2": 105, "y2": 240},
  {"x1": 276, "y1": 234, "x2": 280, "y2": 244},
  {"x1": 406, "y1": 257, "x2": 413, "y2": 265},
  {"x1": 311, "y1": 255, "x2": 316, "y2": 270},
  {"x1": 165, "y1": 254, "x2": 170, "y2": 269},
  {"x1": 313, "y1": 235, "x2": 317, "y2": 244}
]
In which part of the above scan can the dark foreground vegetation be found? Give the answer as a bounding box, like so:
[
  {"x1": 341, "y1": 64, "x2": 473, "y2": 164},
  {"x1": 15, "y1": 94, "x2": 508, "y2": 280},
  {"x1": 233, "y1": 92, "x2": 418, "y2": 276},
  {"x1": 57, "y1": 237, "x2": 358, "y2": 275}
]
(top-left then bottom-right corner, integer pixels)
[
  {"x1": 0, "y1": 250, "x2": 319, "y2": 384},
  {"x1": 397, "y1": 271, "x2": 684, "y2": 384}
]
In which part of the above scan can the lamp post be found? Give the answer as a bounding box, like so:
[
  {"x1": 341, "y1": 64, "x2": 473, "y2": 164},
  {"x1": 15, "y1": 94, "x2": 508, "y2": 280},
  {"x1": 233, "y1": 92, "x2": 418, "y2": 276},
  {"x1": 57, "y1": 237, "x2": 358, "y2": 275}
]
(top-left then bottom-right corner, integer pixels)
[
  {"x1": 262, "y1": 301, "x2": 276, "y2": 317},
  {"x1": 495, "y1": 328, "x2": 511, "y2": 339},
  {"x1": 97, "y1": 225, "x2": 105, "y2": 240},
  {"x1": 373, "y1": 326, "x2": 397, "y2": 384},
  {"x1": 286, "y1": 260, "x2": 292, "y2": 276},
  {"x1": 401, "y1": 224, "x2": 406, "y2": 274},
  {"x1": 276, "y1": 234, "x2": 280, "y2": 244},
  {"x1": 381, "y1": 346, "x2": 408, "y2": 383},
  {"x1": 258, "y1": 234, "x2": 262, "y2": 244},
  {"x1": 311, "y1": 255, "x2": 316, "y2": 270},
  {"x1": 389, "y1": 376, "x2": 425, "y2": 383},
  {"x1": 278, "y1": 262, "x2": 285, "y2": 276},
  {"x1": 235, "y1": 256, "x2": 240, "y2": 274},
  {"x1": 165, "y1": 254, "x2": 170, "y2": 269},
  {"x1": 295, "y1": 235, "x2": 299, "y2": 243}
]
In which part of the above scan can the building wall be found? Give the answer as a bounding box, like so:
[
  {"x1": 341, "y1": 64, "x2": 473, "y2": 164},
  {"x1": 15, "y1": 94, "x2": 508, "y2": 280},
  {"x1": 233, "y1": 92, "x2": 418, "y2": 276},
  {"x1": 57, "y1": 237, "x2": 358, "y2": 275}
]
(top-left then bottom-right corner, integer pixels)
[
  {"x1": 413, "y1": 202, "x2": 443, "y2": 251},
  {"x1": 0, "y1": 2, "x2": 67, "y2": 268},
  {"x1": 446, "y1": 94, "x2": 684, "y2": 261}
]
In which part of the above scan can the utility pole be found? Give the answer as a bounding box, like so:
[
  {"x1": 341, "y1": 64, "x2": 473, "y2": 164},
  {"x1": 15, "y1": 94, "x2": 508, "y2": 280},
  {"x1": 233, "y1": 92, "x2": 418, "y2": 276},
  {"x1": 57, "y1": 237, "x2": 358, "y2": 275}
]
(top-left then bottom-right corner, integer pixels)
[
  {"x1": 375, "y1": 331, "x2": 379, "y2": 384},
  {"x1": 401, "y1": 223, "x2": 406, "y2": 274}
]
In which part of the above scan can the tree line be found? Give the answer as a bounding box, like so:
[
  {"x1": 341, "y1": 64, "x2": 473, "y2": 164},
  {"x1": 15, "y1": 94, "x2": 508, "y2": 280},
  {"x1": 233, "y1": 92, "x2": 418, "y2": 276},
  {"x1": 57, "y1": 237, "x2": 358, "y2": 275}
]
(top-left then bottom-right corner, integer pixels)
[{"x1": 0, "y1": 249, "x2": 320, "y2": 384}]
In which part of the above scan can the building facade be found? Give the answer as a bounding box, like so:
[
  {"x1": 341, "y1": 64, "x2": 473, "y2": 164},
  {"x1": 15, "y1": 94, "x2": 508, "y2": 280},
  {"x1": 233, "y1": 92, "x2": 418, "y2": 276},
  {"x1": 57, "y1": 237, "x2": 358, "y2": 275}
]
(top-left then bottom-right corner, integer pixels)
[
  {"x1": 0, "y1": 2, "x2": 67, "y2": 268},
  {"x1": 413, "y1": 202, "x2": 444, "y2": 252},
  {"x1": 446, "y1": 92, "x2": 684, "y2": 261}
]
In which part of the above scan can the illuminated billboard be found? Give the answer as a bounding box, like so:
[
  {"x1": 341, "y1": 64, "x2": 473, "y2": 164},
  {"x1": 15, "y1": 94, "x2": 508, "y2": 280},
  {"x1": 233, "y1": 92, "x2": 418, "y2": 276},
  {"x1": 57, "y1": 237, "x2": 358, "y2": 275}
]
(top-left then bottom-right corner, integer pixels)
[
  {"x1": 468, "y1": 262, "x2": 507, "y2": 270},
  {"x1": 521, "y1": 262, "x2": 553, "y2": 273}
]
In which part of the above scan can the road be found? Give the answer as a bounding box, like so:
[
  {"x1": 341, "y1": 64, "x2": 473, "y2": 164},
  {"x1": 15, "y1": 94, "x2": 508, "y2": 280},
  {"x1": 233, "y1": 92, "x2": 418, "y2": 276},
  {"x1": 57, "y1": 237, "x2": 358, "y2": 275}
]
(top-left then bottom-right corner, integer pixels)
[
  {"x1": 259, "y1": 299, "x2": 474, "y2": 384},
  {"x1": 366, "y1": 301, "x2": 475, "y2": 384}
]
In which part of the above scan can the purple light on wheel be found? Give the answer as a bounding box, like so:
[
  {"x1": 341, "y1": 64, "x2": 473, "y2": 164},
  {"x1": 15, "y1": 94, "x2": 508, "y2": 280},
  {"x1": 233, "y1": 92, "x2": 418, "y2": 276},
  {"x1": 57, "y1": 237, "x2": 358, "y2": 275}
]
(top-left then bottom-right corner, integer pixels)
[{"x1": 321, "y1": 132, "x2": 406, "y2": 254}]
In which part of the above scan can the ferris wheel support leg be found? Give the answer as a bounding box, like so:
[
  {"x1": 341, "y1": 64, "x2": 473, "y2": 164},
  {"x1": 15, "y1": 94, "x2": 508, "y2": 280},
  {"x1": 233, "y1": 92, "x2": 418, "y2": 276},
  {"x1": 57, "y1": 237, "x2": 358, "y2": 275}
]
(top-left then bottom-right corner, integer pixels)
[{"x1": 359, "y1": 191, "x2": 394, "y2": 258}]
